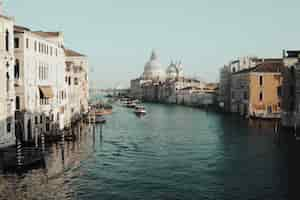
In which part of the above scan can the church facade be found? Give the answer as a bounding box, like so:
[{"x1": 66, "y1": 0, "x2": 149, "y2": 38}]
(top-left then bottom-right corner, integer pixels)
[{"x1": 130, "y1": 50, "x2": 217, "y2": 106}]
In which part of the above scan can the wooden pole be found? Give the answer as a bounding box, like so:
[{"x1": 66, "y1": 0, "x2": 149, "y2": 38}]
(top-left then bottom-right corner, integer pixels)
[
  {"x1": 35, "y1": 127, "x2": 38, "y2": 148},
  {"x1": 61, "y1": 130, "x2": 65, "y2": 162},
  {"x1": 16, "y1": 139, "x2": 23, "y2": 170},
  {"x1": 41, "y1": 132, "x2": 45, "y2": 152}
]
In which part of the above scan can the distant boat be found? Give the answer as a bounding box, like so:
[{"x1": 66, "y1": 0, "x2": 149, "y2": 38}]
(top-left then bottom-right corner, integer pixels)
[
  {"x1": 92, "y1": 103, "x2": 113, "y2": 116},
  {"x1": 95, "y1": 115, "x2": 106, "y2": 124},
  {"x1": 134, "y1": 105, "x2": 147, "y2": 115},
  {"x1": 126, "y1": 102, "x2": 137, "y2": 108}
]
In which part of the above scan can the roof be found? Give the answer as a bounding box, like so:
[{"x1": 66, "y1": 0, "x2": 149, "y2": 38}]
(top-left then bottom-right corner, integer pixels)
[
  {"x1": 64, "y1": 48, "x2": 86, "y2": 57},
  {"x1": 233, "y1": 60, "x2": 284, "y2": 75},
  {"x1": 0, "y1": 14, "x2": 13, "y2": 21},
  {"x1": 33, "y1": 31, "x2": 61, "y2": 37},
  {"x1": 14, "y1": 25, "x2": 31, "y2": 33},
  {"x1": 286, "y1": 50, "x2": 300, "y2": 58},
  {"x1": 252, "y1": 61, "x2": 284, "y2": 73}
]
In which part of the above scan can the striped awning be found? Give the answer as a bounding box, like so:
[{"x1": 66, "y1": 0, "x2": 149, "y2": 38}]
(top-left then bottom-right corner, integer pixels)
[{"x1": 39, "y1": 86, "x2": 54, "y2": 98}]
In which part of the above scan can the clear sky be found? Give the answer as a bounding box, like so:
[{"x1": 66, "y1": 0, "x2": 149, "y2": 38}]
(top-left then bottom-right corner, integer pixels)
[{"x1": 5, "y1": 0, "x2": 300, "y2": 88}]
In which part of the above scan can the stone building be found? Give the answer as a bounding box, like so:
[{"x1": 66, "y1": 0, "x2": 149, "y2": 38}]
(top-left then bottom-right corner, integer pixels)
[
  {"x1": 64, "y1": 48, "x2": 89, "y2": 127},
  {"x1": 130, "y1": 50, "x2": 211, "y2": 105},
  {"x1": 218, "y1": 57, "x2": 260, "y2": 112},
  {"x1": 231, "y1": 60, "x2": 283, "y2": 118},
  {"x1": 281, "y1": 50, "x2": 300, "y2": 127},
  {"x1": 14, "y1": 25, "x2": 67, "y2": 141},
  {"x1": 143, "y1": 50, "x2": 166, "y2": 81},
  {"x1": 0, "y1": 13, "x2": 15, "y2": 147}
]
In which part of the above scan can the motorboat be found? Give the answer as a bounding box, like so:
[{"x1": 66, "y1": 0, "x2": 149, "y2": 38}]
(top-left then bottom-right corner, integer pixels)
[
  {"x1": 134, "y1": 105, "x2": 147, "y2": 115},
  {"x1": 95, "y1": 115, "x2": 106, "y2": 124},
  {"x1": 122, "y1": 100, "x2": 136, "y2": 108}
]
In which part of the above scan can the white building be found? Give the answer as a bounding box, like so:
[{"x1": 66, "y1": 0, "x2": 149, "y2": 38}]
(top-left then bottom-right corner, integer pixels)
[
  {"x1": 143, "y1": 50, "x2": 166, "y2": 81},
  {"x1": 0, "y1": 13, "x2": 15, "y2": 147},
  {"x1": 64, "y1": 48, "x2": 89, "y2": 126},
  {"x1": 14, "y1": 25, "x2": 67, "y2": 141}
]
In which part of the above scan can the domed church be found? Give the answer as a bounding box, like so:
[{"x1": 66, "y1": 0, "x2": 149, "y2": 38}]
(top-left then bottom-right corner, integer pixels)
[
  {"x1": 143, "y1": 50, "x2": 166, "y2": 80},
  {"x1": 166, "y1": 61, "x2": 184, "y2": 80}
]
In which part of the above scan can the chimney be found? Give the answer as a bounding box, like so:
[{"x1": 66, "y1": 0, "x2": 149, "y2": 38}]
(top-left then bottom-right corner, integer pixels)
[{"x1": 282, "y1": 49, "x2": 286, "y2": 58}]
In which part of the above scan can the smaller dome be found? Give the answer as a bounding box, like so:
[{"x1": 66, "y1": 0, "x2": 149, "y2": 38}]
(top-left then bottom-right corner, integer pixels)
[{"x1": 166, "y1": 62, "x2": 178, "y2": 79}]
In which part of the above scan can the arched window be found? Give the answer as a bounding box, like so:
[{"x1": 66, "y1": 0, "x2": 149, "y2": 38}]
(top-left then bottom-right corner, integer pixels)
[
  {"x1": 16, "y1": 96, "x2": 20, "y2": 110},
  {"x1": 5, "y1": 30, "x2": 9, "y2": 52},
  {"x1": 6, "y1": 62, "x2": 9, "y2": 92},
  {"x1": 14, "y1": 59, "x2": 20, "y2": 79}
]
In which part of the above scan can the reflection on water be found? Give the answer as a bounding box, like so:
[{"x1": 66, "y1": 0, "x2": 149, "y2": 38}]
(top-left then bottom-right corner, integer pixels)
[{"x1": 0, "y1": 103, "x2": 288, "y2": 200}]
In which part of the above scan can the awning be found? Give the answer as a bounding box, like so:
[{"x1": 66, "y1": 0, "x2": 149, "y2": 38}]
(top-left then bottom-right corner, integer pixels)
[{"x1": 39, "y1": 86, "x2": 54, "y2": 98}]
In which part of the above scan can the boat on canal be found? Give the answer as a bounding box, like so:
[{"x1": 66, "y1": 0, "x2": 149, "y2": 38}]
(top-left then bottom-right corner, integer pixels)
[
  {"x1": 134, "y1": 105, "x2": 147, "y2": 115},
  {"x1": 92, "y1": 103, "x2": 113, "y2": 116},
  {"x1": 95, "y1": 115, "x2": 106, "y2": 124}
]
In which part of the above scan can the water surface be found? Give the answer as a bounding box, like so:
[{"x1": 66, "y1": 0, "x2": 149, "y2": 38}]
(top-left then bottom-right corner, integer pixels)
[{"x1": 0, "y1": 103, "x2": 288, "y2": 200}]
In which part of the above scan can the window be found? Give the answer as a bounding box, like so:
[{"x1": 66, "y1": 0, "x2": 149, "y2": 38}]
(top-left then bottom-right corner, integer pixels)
[
  {"x1": 243, "y1": 91, "x2": 248, "y2": 100},
  {"x1": 6, "y1": 72, "x2": 9, "y2": 92},
  {"x1": 34, "y1": 41, "x2": 37, "y2": 52},
  {"x1": 259, "y1": 76, "x2": 263, "y2": 86},
  {"x1": 277, "y1": 86, "x2": 282, "y2": 97},
  {"x1": 26, "y1": 38, "x2": 29, "y2": 49},
  {"x1": 232, "y1": 67, "x2": 236, "y2": 73},
  {"x1": 46, "y1": 123, "x2": 50, "y2": 132},
  {"x1": 5, "y1": 30, "x2": 9, "y2": 51},
  {"x1": 14, "y1": 59, "x2": 20, "y2": 79},
  {"x1": 259, "y1": 92, "x2": 263, "y2": 101},
  {"x1": 290, "y1": 85, "x2": 295, "y2": 97},
  {"x1": 35, "y1": 116, "x2": 38, "y2": 124},
  {"x1": 74, "y1": 77, "x2": 78, "y2": 85},
  {"x1": 7, "y1": 122, "x2": 11, "y2": 133},
  {"x1": 291, "y1": 66, "x2": 295, "y2": 79},
  {"x1": 65, "y1": 76, "x2": 68, "y2": 83},
  {"x1": 14, "y1": 38, "x2": 19, "y2": 48},
  {"x1": 68, "y1": 77, "x2": 71, "y2": 85},
  {"x1": 16, "y1": 96, "x2": 20, "y2": 110},
  {"x1": 40, "y1": 116, "x2": 43, "y2": 123},
  {"x1": 50, "y1": 47, "x2": 53, "y2": 56}
]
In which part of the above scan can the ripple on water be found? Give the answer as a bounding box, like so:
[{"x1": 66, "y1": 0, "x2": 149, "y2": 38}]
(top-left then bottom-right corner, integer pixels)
[{"x1": 0, "y1": 103, "x2": 288, "y2": 200}]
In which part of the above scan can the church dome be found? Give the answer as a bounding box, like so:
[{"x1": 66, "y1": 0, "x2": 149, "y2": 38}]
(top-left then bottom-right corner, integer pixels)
[
  {"x1": 166, "y1": 62, "x2": 178, "y2": 79},
  {"x1": 143, "y1": 50, "x2": 165, "y2": 80}
]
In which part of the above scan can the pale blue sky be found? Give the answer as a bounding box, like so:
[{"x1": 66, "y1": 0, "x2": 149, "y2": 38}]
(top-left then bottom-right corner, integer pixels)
[{"x1": 5, "y1": 0, "x2": 300, "y2": 88}]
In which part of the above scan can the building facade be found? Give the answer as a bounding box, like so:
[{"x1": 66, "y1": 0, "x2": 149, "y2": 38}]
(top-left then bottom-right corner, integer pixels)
[
  {"x1": 231, "y1": 60, "x2": 283, "y2": 118},
  {"x1": 218, "y1": 57, "x2": 260, "y2": 112},
  {"x1": 14, "y1": 25, "x2": 67, "y2": 141},
  {"x1": 64, "y1": 48, "x2": 89, "y2": 127},
  {"x1": 281, "y1": 50, "x2": 300, "y2": 127},
  {"x1": 0, "y1": 14, "x2": 15, "y2": 147}
]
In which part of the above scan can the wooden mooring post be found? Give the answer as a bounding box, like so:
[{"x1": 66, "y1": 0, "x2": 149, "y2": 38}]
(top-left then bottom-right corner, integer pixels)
[
  {"x1": 100, "y1": 123, "x2": 103, "y2": 138},
  {"x1": 41, "y1": 132, "x2": 45, "y2": 152},
  {"x1": 16, "y1": 139, "x2": 23, "y2": 170},
  {"x1": 35, "y1": 128, "x2": 39, "y2": 148},
  {"x1": 61, "y1": 130, "x2": 65, "y2": 162}
]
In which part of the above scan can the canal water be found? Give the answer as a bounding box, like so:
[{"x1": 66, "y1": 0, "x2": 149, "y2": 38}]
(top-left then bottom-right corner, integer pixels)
[{"x1": 0, "y1": 103, "x2": 288, "y2": 199}]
